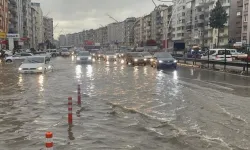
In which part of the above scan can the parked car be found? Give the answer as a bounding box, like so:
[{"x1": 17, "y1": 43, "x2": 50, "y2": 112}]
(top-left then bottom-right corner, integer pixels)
[
  {"x1": 18, "y1": 56, "x2": 52, "y2": 74},
  {"x1": 1, "y1": 50, "x2": 13, "y2": 57},
  {"x1": 104, "y1": 52, "x2": 117, "y2": 61},
  {"x1": 47, "y1": 49, "x2": 59, "y2": 57},
  {"x1": 151, "y1": 52, "x2": 177, "y2": 69},
  {"x1": 125, "y1": 52, "x2": 146, "y2": 66},
  {"x1": 61, "y1": 49, "x2": 71, "y2": 57},
  {"x1": 200, "y1": 49, "x2": 233, "y2": 62},
  {"x1": 5, "y1": 53, "x2": 33, "y2": 63},
  {"x1": 227, "y1": 49, "x2": 248, "y2": 60},
  {"x1": 76, "y1": 51, "x2": 92, "y2": 64}
]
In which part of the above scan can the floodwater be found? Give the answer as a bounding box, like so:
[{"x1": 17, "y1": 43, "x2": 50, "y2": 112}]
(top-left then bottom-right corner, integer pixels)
[{"x1": 0, "y1": 57, "x2": 250, "y2": 150}]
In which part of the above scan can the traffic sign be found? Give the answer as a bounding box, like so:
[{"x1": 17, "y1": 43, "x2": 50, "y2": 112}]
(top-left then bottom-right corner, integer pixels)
[{"x1": 0, "y1": 32, "x2": 6, "y2": 39}]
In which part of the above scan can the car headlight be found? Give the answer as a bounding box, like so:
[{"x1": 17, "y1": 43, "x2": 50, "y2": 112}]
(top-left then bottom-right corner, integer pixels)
[
  {"x1": 18, "y1": 68, "x2": 22, "y2": 71},
  {"x1": 174, "y1": 60, "x2": 177, "y2": 63},
  {"x1": 107, "y1": 56, "x2": 109, "y2": 58},
  {"x1": 98, "y1": 55, "x2": 101, "y2": 57},
  {"x1": 158, "y1": 60, "x2": 163, "y2": 63},
  {"x1": 77, "y1": 57, "x2": 80, "y2": 60},
  {"x1": 88, "y1": 56, "x2": 91, "y2": 60},
  {"x1": 37, "y1": 67, "x2": 43, "y2": 70},
  {"x1": 114, "y1": 56, "x2": 117, "y2": 58},
  {"x1": 144, "y1": 59, "x2": 147, "y2": 61},
  {"x1": 48, "y1": 65, "x2": 52, "y2": 69},
  {"x1": 134, "y1": 59, "x2": 138, "y2": 61}
]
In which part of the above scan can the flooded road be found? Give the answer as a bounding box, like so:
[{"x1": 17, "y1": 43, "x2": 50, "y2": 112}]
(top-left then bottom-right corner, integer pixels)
[{"x1": 0, "y1": 57, "x2": 250, "y2": 150}]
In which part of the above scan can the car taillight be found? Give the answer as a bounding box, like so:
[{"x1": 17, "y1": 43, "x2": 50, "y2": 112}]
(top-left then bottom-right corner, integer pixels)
[{"x1": 216, "y1": 55, "x2": 219, "y2": 58}]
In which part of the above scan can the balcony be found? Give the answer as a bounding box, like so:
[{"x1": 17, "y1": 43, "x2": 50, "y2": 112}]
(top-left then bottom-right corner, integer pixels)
[
  {"x1": 10, "y1": 0, "x2": 17, "y2": 5},
  {"x1": 222, "y1": 2, "x2": 230, "y2": 7}
]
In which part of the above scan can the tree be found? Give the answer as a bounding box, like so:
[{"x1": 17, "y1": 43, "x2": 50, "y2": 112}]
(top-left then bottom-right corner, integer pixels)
[{"x1": 209, "y1": 0, "x2": 227, "y2": 48}]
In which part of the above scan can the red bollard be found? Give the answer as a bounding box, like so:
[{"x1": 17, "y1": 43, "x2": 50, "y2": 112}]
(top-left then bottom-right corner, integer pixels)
[
  {"x1": 77, "y1": 84, "x2": 81, "y2": 105},
  {"x1": 68, "y1": 97, "x2": 73, "y2": 124},
  {"x1": 45, "y1": 132, "x2": 53, "y2": 150}
]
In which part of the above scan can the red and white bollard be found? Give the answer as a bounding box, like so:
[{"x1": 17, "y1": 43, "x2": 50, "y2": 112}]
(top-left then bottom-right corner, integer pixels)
[
  {"x1": 68, "y1": 97, "x2": 73, "y2": 124},
  {"x1": 45, "y1": 132, "x2": 53, "y2": 150},
  {"x1": 77, "y1": 84, "x2": 81, "y2": 105}
]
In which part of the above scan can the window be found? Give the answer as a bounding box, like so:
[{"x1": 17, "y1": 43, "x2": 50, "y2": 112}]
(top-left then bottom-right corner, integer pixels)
[
  {"x1": 244, "y1": 26, "x2": 247, "y2": 31},
  {"x1": 245, "y1": 4, "x2": 248, "y2": 10},
  {"x1": 244, "y1": 15, "x2": 248, "y2": 22},
  {"x1": 237, "y1": 12, "x2": 241, "y2": 16}
]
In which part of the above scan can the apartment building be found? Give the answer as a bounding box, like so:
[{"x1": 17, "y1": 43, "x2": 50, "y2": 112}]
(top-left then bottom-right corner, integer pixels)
[
  {"x1": 8, "y1": 0, "x2": 18, "y2": 33},
  {"x1": 0, "y1": 0, "x2": 8, "y2": 33},
  {"x1": 142, "y1": 14, "x2": 151, "y2": 43},
  {"x1": 59, "y1": 34, "x2": 67, "y2": 46},
  {"x1": 171, "y1": 0, "x2": 231, "y2": 49},
  {"x1": 107, "y1": 22, "x2": 125, "y2": 44},
  {"x1": 133, "y1": 17, "x2": 143, "y2": 46},
  {"x1": 30, "y1": 6, "x2": 38, "y2": 49},
  {"x1": 242, "y1": 0, "x2": 250, "y2": 44},
  {"x1": 124, "y1": 17, "x2": 136, "y2": 46},
  {"x1": 43, "y1": 17, "x2": 53, "y2": 43},
  {"x1": 229, "y1": 0, "x2": 243, "y2": 43},
  {"x1": 162, "y1": 5, "x2": 173, "y2": 49},
  {"x1": 31, "y1": 3, "x2": 43, "y2": 44}
]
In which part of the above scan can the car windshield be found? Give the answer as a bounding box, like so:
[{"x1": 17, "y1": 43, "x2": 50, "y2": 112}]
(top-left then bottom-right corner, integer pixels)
[
  {"x1": 155, "y1": 52, "x2": 172, "y2": 58},
  {"x1": 23, "y1": 57, "x2": 45, "y2": 63},
  {"x1": 78, "y1": 52, "x2": 90, "y2": 56},
  {"x1": 130, "y1": 53, "x2": 143, "y2": 57},
  {"x1": 141, "y1": 52, "x2": 151, "y2": 56}
]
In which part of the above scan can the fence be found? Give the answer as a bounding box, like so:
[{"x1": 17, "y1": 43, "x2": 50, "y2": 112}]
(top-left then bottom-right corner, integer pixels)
[{"x1": 174, "y1": 57, "x2": 249, "y2": 75}]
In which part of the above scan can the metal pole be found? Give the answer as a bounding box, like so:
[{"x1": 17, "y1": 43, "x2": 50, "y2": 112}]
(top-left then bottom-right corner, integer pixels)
[
  {"x1": 224, "y1": 48, "x2": 226, "y2": 70},
  {"x1": 208, "y1": 49, "x2": 210, "y2": 68},
  {"x1": 247, "y1": 47, "x2": 249, "y2": 75}
]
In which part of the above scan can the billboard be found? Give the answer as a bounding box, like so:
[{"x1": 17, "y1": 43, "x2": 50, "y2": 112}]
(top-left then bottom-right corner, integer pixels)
[{"x1": 84, "y1": 40, "x2": 94, "y2": 45}]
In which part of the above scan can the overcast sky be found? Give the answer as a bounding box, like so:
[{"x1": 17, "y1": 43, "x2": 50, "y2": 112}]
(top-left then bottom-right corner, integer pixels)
[{"x1": 32, "y1": 0, "x2": 172, "y2": 39}]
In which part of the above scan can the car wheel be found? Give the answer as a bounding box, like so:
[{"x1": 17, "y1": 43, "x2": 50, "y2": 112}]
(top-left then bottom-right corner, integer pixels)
[{"x1": 6, "y1": 59, "x2": 12, "y2": 63}]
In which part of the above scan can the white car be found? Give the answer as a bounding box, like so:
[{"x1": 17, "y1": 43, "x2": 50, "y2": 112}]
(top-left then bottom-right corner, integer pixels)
[
  {"x1": 61, "y1": 49, "x2": 71, "y2": 57},
  {"x1": 104, "y1": 52, "x2": 117, "y2": 61},
  {"x1": 18, "y1": 56, "x2": 53, "y2": 74},
  {"x1": 47, "y1": 49, "x2": 59, "y2": 57},
  {"x1": 76, "y1": 51, "x2": 93, "y2": 63},
  {"x1": 5, "y1": 53, "x2": 33, "y2": 63},
  {"x1": 141, "y1": 52, "x2": 152, "y2": 63},
  {"x1": 201, "y1": 49, "x2": 233, "y2": 62}
]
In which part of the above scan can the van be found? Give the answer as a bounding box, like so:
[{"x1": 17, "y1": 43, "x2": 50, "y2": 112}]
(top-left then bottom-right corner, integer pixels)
[{"x1": 201, "y1": 49, "x2": 232, "y2": 61}]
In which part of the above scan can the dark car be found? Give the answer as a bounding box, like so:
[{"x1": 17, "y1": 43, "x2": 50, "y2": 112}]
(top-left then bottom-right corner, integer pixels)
[
  {"x1": 125, "y1": 52, "x2": 146, "y2": 66},
  {"x1": 151, "y1": 52, "x2": 177, "y2": 69}
]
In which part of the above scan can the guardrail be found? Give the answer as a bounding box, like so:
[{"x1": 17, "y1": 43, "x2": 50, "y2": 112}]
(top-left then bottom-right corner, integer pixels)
[{"x1": 174, "y1": 57, "x2": 249, "y2": 75}]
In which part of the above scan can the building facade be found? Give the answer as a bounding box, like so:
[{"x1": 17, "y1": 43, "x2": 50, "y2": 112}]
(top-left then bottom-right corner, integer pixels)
[
  {"x1": 30, "y1": 6, "x2": 38, "y2": 49},
  {"x1": 8, "y1": 0, "x2": 18, "y2": 34},
  {"x1": 124, "y1": 17, "x2": 136, "y2": 46},
  {"x1": 43, "y1": 17, "x2": 53, "y2": 43},
  {"x1": 163, "y1": 6, "x2": 173, "y2": 49},
  {"x1": 22, "y1": 0, "x2": 32, "y2": 48},
  {"x1": 31, "y1": 3, "x2": 43, "y2": 45},
  {"x1": 59, "y1": 34, "x2": 67, "y2": 46},
  {"x1": 229, "y1": 0, "x2": 242, "y2": 43},
  {"x1": 134, "y1": 17, "x2": 143, "y2": 46},
  {"x1": 0, "y1": 0, "x2": 8, "y2": 33},
  {"x1": 242, "y1": 0, "x2": 249, "y2": 44}
]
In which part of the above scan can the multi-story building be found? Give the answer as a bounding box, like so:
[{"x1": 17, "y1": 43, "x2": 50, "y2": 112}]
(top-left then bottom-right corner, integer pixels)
[
  {"x1": 107, "y1": 22, "x2": 125, "y2": 44},
  {"x1": 133, "y1": 17, "x2": 143, "y2": 46},
  {"x1": 142, "y1": 14, "x2": 151, "y2": 44},
  {"x1": 171, "y1": 0, "x2": 231, "y2": 49},
  {"x1": 229, "y1": 0, "x2": 242, "y2": 43},
  {"x1": 16, "y1": 0, "x2": 23, "y2": 37},
  {"x1": 151, "y1": 5, "x2": 168, "y2": 47},
  {"x1": 22, "y1": 0, "x2": 32, "y2": 48},
  {"x1": 43, "y1": 17, "x2": 53, "y2": 43},
  {"x1": 30, "y1": 6, "x2": 38, "y2": 49},
  {"x1": 8, "y1": 0, "x2": 18, "y2": 34},
  {"x1": 163, "y1": 5, "x2": 173, "y2": 49},
  {"x1": 242, "y1": 0, "x2": 249, "y2": 43},
  {"x1": 59, "y1": 34, "x2": 67, "y2": 46},
  {"x1": 31, "y1": 3, "x2": 43, "y2": 45},
  {"x1": 0, "y1": 0, "x2": 8, "y2": 34},
  {"x1": 124, "y1": 17, "x2": 136, "y2": 46}
]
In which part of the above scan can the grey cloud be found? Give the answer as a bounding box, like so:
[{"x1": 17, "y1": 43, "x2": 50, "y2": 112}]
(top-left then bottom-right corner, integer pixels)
[{"x1": 32, "y1": 0, "x2": 170, "y2": 37}]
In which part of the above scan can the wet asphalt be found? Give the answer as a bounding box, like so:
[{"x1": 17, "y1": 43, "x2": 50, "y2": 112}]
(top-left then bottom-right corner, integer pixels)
[{"x1": 0, "y1": 56, "x2": 250, "y2": 150}]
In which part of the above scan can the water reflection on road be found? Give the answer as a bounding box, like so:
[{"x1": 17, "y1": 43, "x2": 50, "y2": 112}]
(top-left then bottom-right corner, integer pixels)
[{"x1": 0, "y1": 57, "x2": 250, "y2": 150}]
